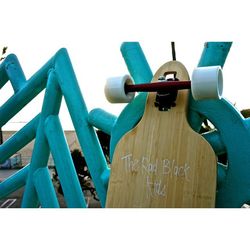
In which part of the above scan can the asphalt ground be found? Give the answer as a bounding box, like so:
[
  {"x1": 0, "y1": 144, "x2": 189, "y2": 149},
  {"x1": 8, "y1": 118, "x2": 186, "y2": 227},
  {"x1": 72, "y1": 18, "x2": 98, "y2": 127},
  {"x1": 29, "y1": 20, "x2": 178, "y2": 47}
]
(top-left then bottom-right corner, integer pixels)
[{"x1": 0, "y1": 169, "x2": 101, "y2": 208}]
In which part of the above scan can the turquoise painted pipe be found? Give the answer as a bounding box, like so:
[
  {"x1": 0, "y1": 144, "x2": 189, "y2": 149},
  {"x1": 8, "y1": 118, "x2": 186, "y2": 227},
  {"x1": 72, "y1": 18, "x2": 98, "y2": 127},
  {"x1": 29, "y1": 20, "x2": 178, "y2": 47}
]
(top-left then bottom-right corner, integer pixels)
[
  {"x1": 1, "y1": 48, "x2": 110, "y2": 207},
  {"x1": 0, "y1": 60, "x2": 8, "y2": 89},
  {"x1": 202, "y1": 130, "x2": 226, "y2": 155},
  {"x1": 188, "y1": 42, "x2": 233, "y2": 131},
  {"x1": 0, "y1": 164, "x2": 29, "y2": 199},
  {"x1": 0, "y1": 114, "x2": 39, "y2": 164},
  {"x1": 198, "y1": 42, "x2": 233, "y2": 67},
  {"x1": 187, "y1": 42, "x2": 250, "y2": 207},
  {"x1": 190, "y1": 97, "x2": 250, "y2": 207},
  {"x1": 0, "y1": 56, "x2": 54, "y2": 127},
  {"x1": 109, "y1": 42, "x2": 154, "y2": 159},
  {"x1": 45, "y1": 115, "x2": 86, "y2": 208},
  {"x1": 33, "y1": 167, "x2": 60, "y2": 208},
  {"x1": 120, "y1": 42, "x2": 153, "y2": 83},
  {"x1": 2, "y1": 44, "x2": 236, "y2": 208},
  {"x1": 21, "y1": 70, "x2": 62, "y2": 208},
  {"x1": 1, "y1": 49, "x2": 109, "y2": 207},
  {"x1": 0, "y1": 54, "x2": 26, "y2": 93},
  {"x1": 54, "y1": 48, "x2": 109, "y2": 207},
  {"x1": 88, "y1": 108, "x2": 117, "y2": 135}
]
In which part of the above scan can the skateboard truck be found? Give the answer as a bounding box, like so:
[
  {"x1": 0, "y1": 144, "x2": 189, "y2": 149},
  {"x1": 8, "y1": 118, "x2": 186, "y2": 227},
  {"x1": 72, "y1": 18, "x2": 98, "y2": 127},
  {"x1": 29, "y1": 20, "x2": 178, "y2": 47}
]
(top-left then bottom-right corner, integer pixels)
[
  {"x1": 154, "y1": 71, "x2": 179, "y2": 111},
  {"x1": 105, "y1": 66, "x2": 222, "y2": 104},
  {"x1": 123, "y1": 71, "x2": 190, "y2": 111}
]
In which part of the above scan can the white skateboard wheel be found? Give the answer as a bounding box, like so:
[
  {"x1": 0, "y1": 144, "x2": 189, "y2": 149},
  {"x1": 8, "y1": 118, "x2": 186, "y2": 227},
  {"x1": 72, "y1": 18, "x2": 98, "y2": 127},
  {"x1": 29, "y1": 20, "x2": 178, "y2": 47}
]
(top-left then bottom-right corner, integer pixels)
[
  {"x1": 191, "y1": 66, "x2": 223, "y2": 100},
  {"x1": 105, "y1": 75, "x2": 135, "y2": 103}
]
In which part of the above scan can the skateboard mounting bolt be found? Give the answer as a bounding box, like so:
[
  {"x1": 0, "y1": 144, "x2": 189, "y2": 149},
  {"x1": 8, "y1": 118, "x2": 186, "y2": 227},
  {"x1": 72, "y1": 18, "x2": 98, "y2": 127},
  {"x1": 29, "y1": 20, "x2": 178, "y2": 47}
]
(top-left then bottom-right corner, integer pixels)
[{"x1": 158, "y1": 76, "x2": 166, "y2": 81}]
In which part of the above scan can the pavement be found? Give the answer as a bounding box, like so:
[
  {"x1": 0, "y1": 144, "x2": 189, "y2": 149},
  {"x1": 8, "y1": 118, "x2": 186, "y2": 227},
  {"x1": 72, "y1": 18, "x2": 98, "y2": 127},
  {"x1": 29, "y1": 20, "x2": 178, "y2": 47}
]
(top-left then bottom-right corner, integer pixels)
[{"x1": 0, "y1": 169, "x2": 101, "y2": 208}]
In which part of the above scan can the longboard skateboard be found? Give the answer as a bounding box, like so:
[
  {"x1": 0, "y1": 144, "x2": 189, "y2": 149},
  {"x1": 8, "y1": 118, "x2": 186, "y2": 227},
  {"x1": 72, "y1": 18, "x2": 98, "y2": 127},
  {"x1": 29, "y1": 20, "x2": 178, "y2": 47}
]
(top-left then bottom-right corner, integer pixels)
[{"x1": 105, "y1": 61, "x2": 217, "y2": 208}]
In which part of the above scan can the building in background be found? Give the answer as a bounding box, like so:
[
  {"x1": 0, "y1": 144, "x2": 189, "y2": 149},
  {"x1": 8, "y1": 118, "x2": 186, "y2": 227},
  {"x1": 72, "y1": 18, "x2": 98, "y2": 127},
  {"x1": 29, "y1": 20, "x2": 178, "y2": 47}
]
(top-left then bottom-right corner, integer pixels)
[{"x1": 1, "y1": 130, "x2": 81, "y2": 168}]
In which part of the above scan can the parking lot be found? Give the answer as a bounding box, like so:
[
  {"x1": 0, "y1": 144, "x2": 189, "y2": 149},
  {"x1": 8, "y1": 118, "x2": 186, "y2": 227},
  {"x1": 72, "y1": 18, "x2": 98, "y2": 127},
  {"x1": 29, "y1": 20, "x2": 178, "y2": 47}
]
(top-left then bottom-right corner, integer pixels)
[{"x1": 0, "y1": 169, "x2": 101, "y2": 208}]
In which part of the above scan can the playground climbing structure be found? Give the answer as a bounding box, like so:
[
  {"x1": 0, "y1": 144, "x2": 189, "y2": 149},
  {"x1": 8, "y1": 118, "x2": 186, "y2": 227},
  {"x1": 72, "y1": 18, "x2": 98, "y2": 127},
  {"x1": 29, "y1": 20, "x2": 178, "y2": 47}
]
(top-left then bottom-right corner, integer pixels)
[{"x1": 1, "y1": 42, "x2": 250, "y2": 207}]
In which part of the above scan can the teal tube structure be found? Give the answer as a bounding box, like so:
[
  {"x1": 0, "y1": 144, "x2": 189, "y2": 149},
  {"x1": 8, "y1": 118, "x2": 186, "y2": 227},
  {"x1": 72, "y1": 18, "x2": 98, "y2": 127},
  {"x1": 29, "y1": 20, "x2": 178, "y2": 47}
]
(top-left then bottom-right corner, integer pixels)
[
  {"x1": 188, "y1": 42, "x2": 233, "y2": 131},
  {"x1": 0, "y1": 56, "x2": 54, "y2": 127},
  {"x1": 1, "y1": 49, "x2": 110, "y2": 207},
  {"x1": 3, "y1": 44, "x2": 239, "y2": 208},
  {"x1": 54, "y1": 49, "x2": 109, "y2": 207},
  {"x1": 110, "y1": 42, "x2": 153, "y2": 160},
  {"x1": 0, "y1": 53, "x2": 25, "y2": 90},
  {"x1": 202, "y1": 130, "x2": 226, "y2": 155},
  {"x1": 33, "y1": 167, "x2": 60, "y2": 208},
  {"x1": 120, "y1": 42, "x2": 153, "y2": 83},
  {"x1": 21, "y1": 70, "x2": 62, "y2": 207},
  {"x1": 0, "y1": 114, "x2": 39, "y2": 164},
  {"x1": 198, "y1": 42, "x2": 232, "y2": 67},
  {"x1": 0, "y1": 54, "x2": 26, "y2": 93},
  {"x1": 45, "y1": 115, "x2": 86, "y2": 208},
  {"x1": 88, "y1": 108, "x2": 117, "y2": 135},
  {"x1": 0, "y1": 164, "x2": 29, "y2": 199},
  {"x1": 0, "y1": 60, "x2": 8, "y2": 89},
  {"x1": 1, "y1": 48, "x2": 111, "y2": 207}
]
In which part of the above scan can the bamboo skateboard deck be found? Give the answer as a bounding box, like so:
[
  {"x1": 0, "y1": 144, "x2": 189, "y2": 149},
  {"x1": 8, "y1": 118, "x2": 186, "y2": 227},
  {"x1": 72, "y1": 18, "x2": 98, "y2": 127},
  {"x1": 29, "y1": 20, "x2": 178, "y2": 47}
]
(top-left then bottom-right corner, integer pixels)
[{"x1": 106, "y1": 61, "x2": 217, "y2": 208}]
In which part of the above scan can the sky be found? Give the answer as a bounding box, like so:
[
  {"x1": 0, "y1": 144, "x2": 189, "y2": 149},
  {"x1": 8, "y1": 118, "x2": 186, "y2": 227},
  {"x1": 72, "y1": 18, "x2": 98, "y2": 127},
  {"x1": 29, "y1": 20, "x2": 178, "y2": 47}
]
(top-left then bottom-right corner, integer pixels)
[{"x1": 1, "y1": 0, "x2": 250, "y2": 131}]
